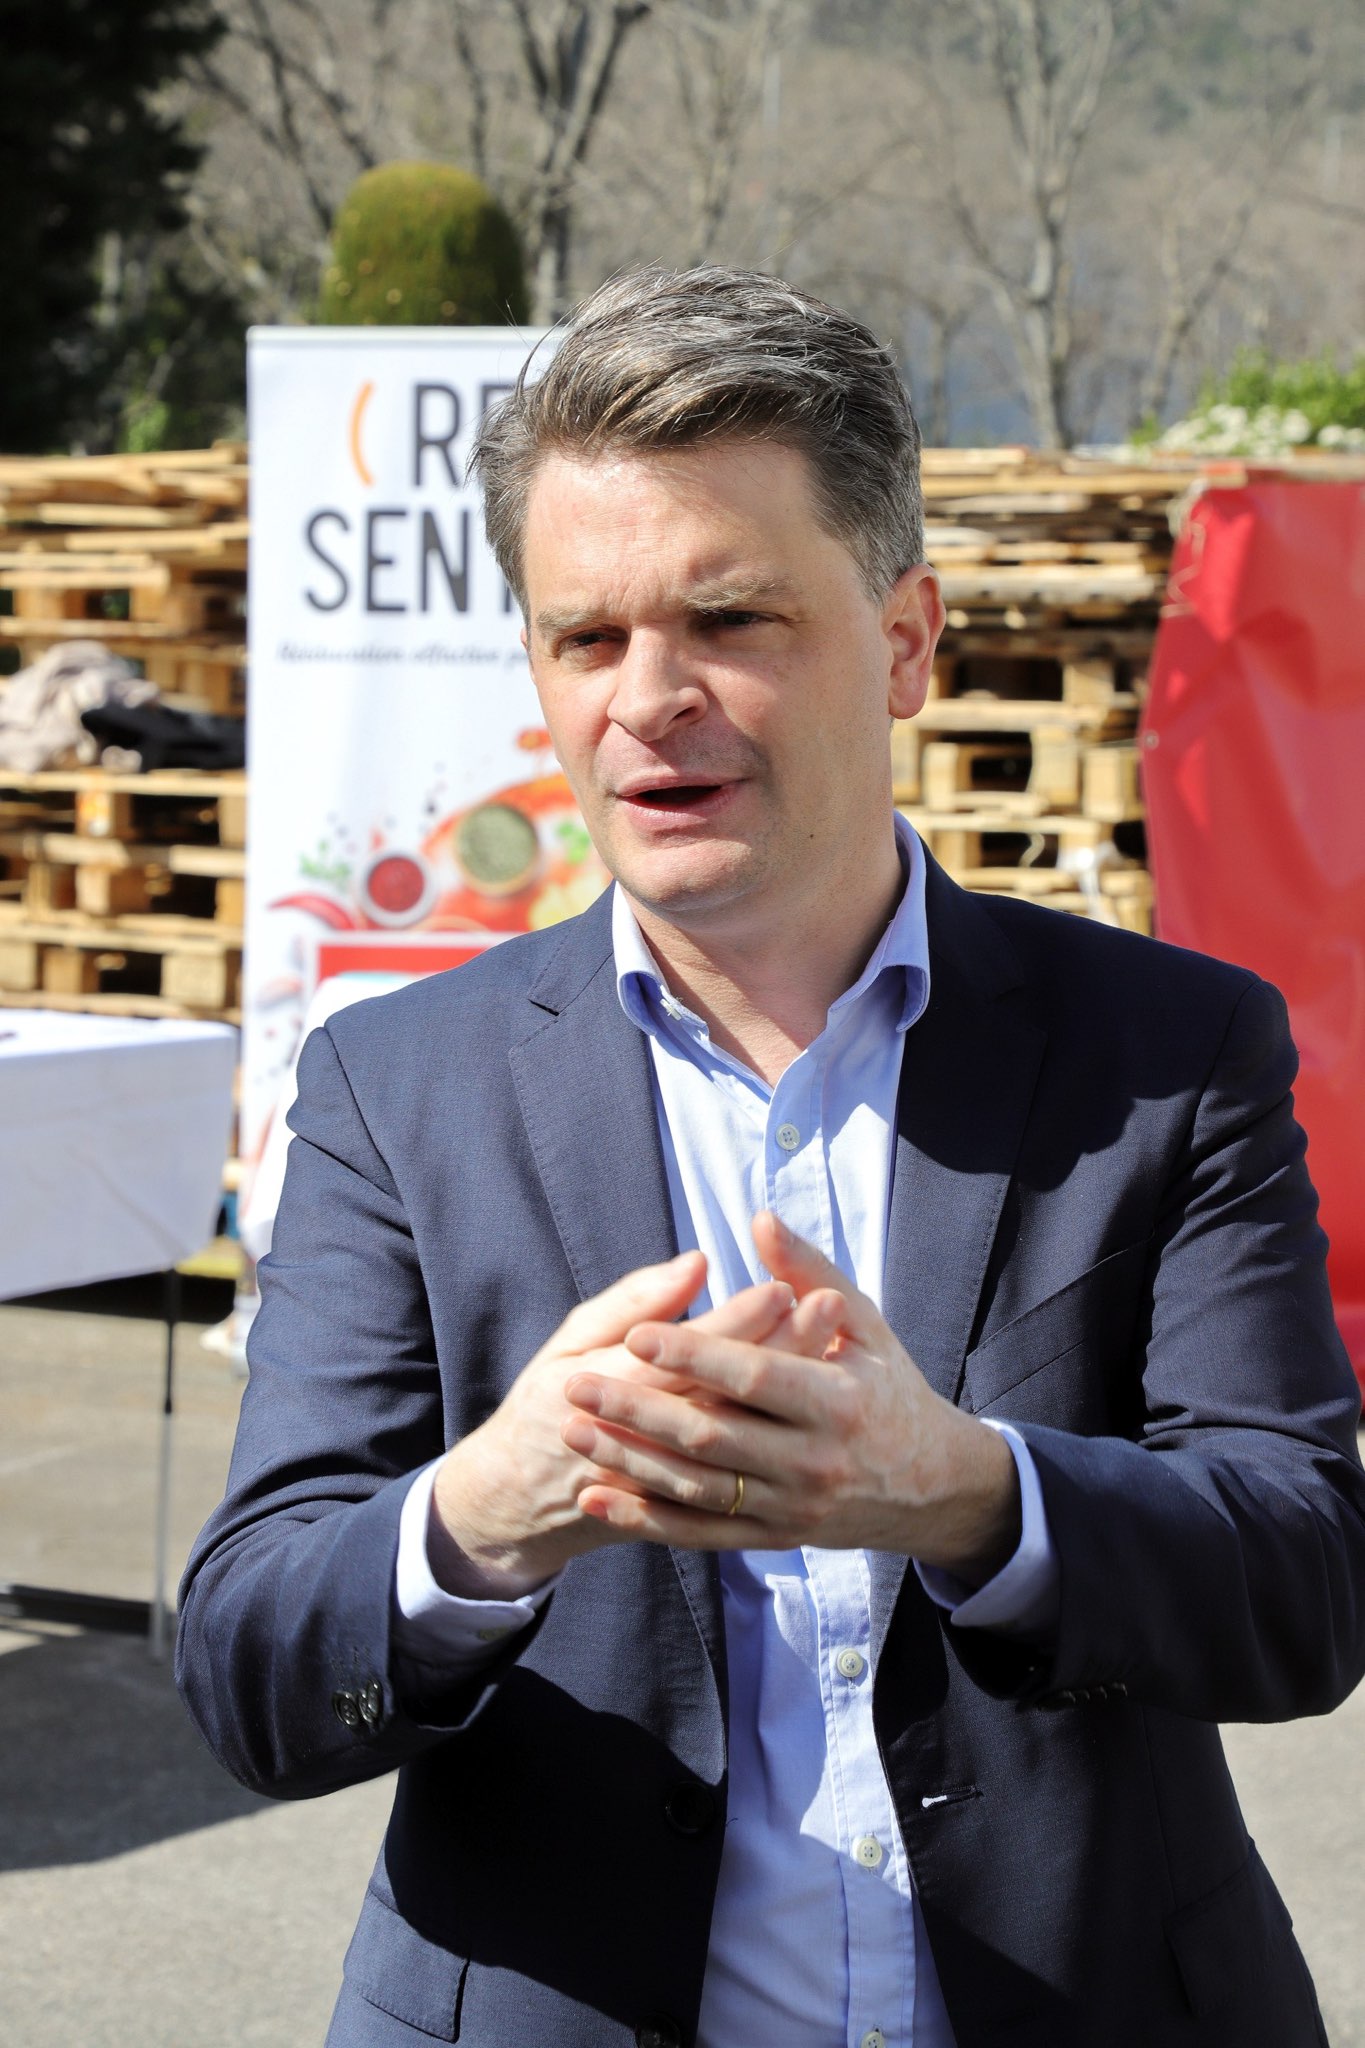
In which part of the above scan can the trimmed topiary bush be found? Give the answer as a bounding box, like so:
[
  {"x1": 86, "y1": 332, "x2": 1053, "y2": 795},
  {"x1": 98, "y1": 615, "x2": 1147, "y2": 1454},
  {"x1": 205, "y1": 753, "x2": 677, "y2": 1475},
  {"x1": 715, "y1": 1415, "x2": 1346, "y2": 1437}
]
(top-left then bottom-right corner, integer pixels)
[{"x1": 320, "y1": 161, "x2": 529, "y2": 327}]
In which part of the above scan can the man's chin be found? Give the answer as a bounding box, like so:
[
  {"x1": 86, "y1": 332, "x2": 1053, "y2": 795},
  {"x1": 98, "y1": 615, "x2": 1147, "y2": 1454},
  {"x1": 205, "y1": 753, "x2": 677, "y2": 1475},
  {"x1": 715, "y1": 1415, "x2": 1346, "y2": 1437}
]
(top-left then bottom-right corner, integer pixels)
[{"x1": 610, "y1": 841, "x2": 763, "y2": 926}]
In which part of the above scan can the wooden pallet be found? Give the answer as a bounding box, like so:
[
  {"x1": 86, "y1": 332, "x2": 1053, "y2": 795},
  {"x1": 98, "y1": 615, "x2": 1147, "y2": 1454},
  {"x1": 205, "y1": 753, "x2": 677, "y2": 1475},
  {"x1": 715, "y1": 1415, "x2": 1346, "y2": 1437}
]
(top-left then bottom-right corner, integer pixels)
[
  {"x1": 0, "y1": 829, "x2": 245, "y2": 923},
  {"x1": 963, "y1": 868, "x2": 1154, "y2": 936},
  {"x1": 0, "y1": 446, "x2": 248, "y2": 712},
  {"x1": 884, "y1": 474, "x2": 1164, "y2": 929},
  {"x1": 0, "y1": 767, "x2": 247, "y2": 1024},
  {"x1": 0, "y1": 768, "x2": 247, "y2": 846},
  {"x1": 0, "y1": 910, "x2": 242, "y2": 1011},
  {"x1": 898, "y1": 733, "x2": 1143, "y2": 820}
]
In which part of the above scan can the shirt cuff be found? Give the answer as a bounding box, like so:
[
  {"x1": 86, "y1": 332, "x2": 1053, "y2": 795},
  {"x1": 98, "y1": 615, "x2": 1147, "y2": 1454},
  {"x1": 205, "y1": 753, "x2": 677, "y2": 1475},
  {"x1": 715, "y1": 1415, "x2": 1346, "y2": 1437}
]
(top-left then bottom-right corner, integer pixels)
[
  {"x1": 914, "y1": 1420, "x2": 1059, "y2": 1639},
  {"x1": 391, "y1": 1458, "x2": 559, "y2": 1670}
]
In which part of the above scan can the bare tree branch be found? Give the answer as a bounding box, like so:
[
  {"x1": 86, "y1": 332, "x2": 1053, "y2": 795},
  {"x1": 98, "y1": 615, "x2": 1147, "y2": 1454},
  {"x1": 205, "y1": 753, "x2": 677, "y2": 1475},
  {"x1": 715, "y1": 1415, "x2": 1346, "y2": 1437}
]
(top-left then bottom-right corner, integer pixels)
[
  {"x1": 190, "y1": 50, "x2": 336, "y2": 237},
  {"x1": 667, "y1": 0, "x2": 791, "y2": 266},
  {"x1": 494, "y1": 0, "x2": 655, "y2": 321},
  {"x1": 451, "y1": 7, "x2": 493, "y2": 180},
  {"x1": 1137, "y1": 83, "x2": 1313, "y2": 425}
]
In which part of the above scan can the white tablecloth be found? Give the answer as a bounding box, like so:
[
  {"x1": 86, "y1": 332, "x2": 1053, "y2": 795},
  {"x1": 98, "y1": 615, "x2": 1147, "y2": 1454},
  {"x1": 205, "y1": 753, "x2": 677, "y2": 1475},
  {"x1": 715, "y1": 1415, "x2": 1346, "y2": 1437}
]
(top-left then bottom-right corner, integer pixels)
[{"x1": 0, "y1": 1010, "x2": 238, "y2": 1300}]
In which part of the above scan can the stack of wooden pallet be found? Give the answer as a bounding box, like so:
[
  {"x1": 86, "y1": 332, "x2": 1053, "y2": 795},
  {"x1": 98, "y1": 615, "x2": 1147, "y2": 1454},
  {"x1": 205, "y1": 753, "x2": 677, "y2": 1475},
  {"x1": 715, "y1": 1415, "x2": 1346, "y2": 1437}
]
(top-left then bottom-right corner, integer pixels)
[
  {"x1": 894, "y1": 449, "x2": 1204, "y2": 935},
  {"x1": 0, "y1": 767, "x2": 247, "y2": 1019},
  {"x1": 0, "y1": 447, "x2": 247, "y2": 1019},
  {"x1": 0, "y1": 443, "x2": 247, "y2": 710}
]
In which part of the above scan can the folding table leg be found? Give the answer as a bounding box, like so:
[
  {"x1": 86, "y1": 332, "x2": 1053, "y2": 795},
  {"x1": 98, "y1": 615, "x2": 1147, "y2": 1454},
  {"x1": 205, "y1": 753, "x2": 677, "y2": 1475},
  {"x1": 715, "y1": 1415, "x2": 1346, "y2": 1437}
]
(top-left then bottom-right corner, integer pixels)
[{"x1": 149, "y1": 1267, "x2": 182, "y2": 1661}]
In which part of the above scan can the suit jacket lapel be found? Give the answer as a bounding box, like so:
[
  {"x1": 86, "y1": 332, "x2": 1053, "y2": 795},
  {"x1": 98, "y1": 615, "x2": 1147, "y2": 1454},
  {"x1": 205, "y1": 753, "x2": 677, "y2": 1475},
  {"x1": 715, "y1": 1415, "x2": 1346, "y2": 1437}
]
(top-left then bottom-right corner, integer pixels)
[
  {"x1": 508, "y1": 891, "x2": 678, "y2": 1300},
  {"x1": 508, "y1": 890, "x2": 727, "y2": 1696},
  {"x1": 869, "y1": 858, "x2": 1048, "y2": 1658}
]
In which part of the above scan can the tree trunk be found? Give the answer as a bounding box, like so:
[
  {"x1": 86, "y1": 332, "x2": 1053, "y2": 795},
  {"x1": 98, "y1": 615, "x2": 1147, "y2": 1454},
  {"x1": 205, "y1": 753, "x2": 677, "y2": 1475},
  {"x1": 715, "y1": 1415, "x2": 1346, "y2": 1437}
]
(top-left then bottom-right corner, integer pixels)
[{"x1": 531, "y1": 200, "x2": 574, "y2": 326}]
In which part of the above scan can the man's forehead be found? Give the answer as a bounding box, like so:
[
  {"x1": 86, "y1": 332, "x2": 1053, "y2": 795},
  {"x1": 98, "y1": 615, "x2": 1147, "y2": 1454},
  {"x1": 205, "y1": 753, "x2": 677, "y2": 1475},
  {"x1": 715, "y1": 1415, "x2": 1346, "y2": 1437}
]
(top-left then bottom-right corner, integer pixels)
[{"x1": 522, "y1": 443, "x2": 823, "y2": 628}]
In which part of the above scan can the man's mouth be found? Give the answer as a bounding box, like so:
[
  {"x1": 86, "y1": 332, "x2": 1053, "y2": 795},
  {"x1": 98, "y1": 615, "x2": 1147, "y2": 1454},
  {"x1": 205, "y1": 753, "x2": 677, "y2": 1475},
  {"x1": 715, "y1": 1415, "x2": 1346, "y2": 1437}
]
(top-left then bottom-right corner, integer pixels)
[
  {"x1": 612, "y1": 774, "x2": 745, "y2": 826},
  {"x1": 628, "y1": 783, "x2": 726, "y2": 809}
]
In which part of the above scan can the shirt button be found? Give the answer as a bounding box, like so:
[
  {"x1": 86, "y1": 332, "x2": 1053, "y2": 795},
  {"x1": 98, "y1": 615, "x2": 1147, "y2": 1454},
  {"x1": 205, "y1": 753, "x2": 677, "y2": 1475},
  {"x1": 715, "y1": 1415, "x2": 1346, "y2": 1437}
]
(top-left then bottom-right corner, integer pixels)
[
  {"x1": 775, "y1": 1122, "x2": 801, "y2": 1152},
  {"x1": 862, "y1": 2032, "x2": 888, "y2": 2048},
  {"x1": 853, "y1": 1834, "x2": 885, "y2": 1869},
  {"x1": 835, "y1": 1648, "x2": 867, "y2": 1681},
  {"x1": 664, "y1": 1781, "x2": 717, "y2": 1836},
  {"x1": 635, "y1": 2020, "x2": 681, "y2": 2048}
]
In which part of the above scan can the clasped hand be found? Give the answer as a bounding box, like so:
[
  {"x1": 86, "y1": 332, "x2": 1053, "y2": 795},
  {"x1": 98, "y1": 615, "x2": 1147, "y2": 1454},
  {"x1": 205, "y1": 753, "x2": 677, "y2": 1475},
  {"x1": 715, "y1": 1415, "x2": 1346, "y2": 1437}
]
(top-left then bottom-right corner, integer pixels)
[{"x1": 432, "y1": 1211, "x2": 1019, "y2": 1598}]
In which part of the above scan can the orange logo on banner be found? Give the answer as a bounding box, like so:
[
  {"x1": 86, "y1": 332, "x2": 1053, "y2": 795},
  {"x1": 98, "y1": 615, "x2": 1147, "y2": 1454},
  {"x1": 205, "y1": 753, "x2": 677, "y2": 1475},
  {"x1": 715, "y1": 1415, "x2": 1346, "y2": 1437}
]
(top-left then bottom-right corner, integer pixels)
[{"x1": 348, "y1": 381, "x2": 375, "y2": 486}]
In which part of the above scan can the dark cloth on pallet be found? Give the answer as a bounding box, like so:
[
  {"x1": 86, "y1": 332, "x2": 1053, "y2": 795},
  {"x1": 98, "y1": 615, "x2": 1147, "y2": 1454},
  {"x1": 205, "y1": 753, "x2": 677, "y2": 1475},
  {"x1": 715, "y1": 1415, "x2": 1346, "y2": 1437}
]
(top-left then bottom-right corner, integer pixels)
[{"x1": 79, "y1": 701, "x2": 246, "y2": 773}]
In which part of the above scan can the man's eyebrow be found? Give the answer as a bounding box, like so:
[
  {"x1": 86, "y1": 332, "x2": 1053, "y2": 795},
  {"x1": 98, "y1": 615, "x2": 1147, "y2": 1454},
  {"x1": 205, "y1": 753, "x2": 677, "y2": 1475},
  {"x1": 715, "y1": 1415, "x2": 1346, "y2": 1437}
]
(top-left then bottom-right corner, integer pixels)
[
  {"x1": 534, "y1": 602, "x2": 609, "y2": 638},
  {"x1": 534, "y1": 576, "x2": 798, "y2": 641}
]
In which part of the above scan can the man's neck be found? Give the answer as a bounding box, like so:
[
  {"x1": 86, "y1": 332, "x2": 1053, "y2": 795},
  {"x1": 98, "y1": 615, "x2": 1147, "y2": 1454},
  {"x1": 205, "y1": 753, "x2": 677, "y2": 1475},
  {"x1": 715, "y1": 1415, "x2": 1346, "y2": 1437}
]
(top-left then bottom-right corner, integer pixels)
[{"x1": 626, "y1": 835, "x2": 905, "y2": 1088}]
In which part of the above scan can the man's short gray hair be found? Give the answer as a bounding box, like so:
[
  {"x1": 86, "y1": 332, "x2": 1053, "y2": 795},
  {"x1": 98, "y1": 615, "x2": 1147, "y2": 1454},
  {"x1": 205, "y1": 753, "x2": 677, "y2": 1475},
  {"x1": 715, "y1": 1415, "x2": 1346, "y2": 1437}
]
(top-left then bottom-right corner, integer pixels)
[{"x1": 471, "y1": 265, "x2": 923, "y2": 609}]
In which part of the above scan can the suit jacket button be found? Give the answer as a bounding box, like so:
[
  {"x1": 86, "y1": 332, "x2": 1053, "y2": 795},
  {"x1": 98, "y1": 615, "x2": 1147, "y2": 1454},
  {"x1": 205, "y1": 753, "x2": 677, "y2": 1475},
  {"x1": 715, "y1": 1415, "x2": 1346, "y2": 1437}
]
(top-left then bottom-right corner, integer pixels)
[
  {"x1": 664, "y1": 1782, "x2": 716, "y2": 1836},
  {"x1": 359, "y1": 1679, "x2": 384, "y2": 1728},
  {"x1": 636, "y1": 2020, "x2": 682, "y2": 2048},
  {"x1": 332, "y1": 1689, "x2": 360, "y2": 1729}
]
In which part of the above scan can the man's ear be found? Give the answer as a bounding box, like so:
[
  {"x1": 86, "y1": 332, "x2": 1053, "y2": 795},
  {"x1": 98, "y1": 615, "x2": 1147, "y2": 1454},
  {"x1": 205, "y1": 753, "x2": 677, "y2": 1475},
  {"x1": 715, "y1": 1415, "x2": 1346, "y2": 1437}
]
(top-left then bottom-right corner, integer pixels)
[{"x1": 883, "y1": 564, "x2": 945, "y2": 721}]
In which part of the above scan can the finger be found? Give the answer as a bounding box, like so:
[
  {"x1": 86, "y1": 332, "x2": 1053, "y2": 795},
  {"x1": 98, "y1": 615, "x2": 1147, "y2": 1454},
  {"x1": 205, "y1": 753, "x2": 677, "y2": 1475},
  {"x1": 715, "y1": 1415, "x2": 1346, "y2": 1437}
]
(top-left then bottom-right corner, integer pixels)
[
  {"x1": 562, "y1": 1410, "x2": 768, "y2": 1515},
  {"x1": 751, "y1": 1213, "x2": 877, "y2": 1338},
  {"x1": 549, "y1": 1251, "x2": 707, "y2": 1357},
  {"x1": 620, "y1": 1325, "x2": 847, "y2": 1428},
  {"x1": 776, "y1": 1287, "x2": 849, "y2": 1359},
  {"x1": 689, "y1": 1278, "x2": 797, "y2": 1344},
  {"x1": 576, "y1": 1483, "x2": 779, "y2": 1551},
  {"x1": 563, "y1": 1377, "x2": 780, "y2": 1477},
  {"x1": 570, "y1": 1279, "x2": 798, "y2": 1404},
  {"x1": 623, "y1": 1286, "x2": 842, "y2": 1382}
]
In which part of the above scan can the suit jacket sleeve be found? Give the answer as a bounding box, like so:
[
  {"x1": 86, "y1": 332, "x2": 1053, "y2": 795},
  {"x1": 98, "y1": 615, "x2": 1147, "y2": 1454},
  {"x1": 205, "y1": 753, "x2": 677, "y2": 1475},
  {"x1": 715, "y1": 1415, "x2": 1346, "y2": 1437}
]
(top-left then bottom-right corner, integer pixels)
[
  {"x1": 952, "y1": 976, "x2": 1365, "y2": 1719},
  {"x1": 175, "y1": 1021, "x2": 544, "y2": 1798}
]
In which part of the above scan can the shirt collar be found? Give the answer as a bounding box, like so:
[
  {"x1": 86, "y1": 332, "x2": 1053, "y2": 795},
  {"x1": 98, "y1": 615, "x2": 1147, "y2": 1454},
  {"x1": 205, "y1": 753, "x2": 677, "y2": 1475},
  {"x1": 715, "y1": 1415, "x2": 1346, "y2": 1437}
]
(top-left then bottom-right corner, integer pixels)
[{"x1": 613, "y1": 813, "x2": 930, "y2": 1039}]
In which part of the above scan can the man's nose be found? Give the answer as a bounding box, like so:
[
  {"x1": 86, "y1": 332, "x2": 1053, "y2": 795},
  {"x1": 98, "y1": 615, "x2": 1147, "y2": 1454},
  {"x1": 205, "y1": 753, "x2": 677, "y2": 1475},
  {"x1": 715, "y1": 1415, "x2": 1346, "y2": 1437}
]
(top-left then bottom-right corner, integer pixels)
[{"x1": 607, "y1": 633, "x2": 706, "y2": 743}]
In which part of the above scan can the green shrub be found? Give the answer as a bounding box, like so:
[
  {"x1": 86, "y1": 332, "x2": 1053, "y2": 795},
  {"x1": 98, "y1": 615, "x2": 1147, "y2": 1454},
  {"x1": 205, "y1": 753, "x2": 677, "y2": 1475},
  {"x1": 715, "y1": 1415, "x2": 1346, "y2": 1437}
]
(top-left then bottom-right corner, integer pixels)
[
  {"x1": 1146, "y1": 350, "x2": 1365, "y2": 456},
  {"x1": 319, "y1": 161, "x2": 529, "y2": 327}
]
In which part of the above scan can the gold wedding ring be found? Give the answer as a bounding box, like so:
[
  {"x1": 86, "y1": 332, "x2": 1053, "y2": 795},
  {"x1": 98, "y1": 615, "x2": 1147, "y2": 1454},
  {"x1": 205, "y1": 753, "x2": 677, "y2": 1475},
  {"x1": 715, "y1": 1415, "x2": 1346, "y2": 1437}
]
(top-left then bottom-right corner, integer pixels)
[{"x1": 726, "y1": 1470, "x2": 746, "y2": 1517}]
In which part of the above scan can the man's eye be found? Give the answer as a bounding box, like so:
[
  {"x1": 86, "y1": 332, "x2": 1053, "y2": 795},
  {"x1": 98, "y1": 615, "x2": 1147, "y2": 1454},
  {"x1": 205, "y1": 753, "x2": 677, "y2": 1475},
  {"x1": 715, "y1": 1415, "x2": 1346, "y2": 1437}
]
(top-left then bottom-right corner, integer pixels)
[{"x1": 701, "y1": 610, "x2": 764, "y2": 630}]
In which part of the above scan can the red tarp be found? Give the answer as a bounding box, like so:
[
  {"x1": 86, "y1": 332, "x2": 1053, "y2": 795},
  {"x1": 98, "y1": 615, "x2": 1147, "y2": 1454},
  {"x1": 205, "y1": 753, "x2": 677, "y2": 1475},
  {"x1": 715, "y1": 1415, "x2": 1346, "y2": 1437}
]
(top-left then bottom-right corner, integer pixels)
[{"x1": 1142, "y1": 478, "x2": 1365, "y2": 1388}]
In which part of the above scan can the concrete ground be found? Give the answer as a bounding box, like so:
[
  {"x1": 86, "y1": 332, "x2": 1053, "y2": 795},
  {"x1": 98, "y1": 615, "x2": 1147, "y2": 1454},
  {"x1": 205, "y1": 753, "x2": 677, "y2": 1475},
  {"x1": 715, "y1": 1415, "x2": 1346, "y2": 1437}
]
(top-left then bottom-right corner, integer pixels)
[{"x1": 2, "y1": 1282, "x2": 1364, "y2": 2045}]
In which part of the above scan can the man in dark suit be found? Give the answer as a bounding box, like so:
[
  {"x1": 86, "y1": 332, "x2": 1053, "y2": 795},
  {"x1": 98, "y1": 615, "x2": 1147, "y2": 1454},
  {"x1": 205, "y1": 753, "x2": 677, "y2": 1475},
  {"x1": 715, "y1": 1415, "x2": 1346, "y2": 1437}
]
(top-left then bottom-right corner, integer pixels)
[{"x1": 179, "y1": 267, "x2": 1365, "y2": 2048}]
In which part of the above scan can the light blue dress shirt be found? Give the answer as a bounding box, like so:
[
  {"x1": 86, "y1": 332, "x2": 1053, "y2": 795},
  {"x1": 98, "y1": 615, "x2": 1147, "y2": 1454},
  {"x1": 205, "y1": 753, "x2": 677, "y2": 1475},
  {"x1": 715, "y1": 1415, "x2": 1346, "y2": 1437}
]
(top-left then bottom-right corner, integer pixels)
[{"x1": 393, "y1": 817, "x2": 1057, "y2": 2046}]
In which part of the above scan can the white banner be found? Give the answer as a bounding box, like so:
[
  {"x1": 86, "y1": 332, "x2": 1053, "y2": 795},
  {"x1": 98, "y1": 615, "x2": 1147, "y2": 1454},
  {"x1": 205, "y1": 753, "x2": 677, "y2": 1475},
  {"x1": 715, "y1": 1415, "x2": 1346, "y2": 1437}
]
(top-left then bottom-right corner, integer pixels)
[{"x1": 243, "y1": 326, "x2": 606, "y2": 1167}]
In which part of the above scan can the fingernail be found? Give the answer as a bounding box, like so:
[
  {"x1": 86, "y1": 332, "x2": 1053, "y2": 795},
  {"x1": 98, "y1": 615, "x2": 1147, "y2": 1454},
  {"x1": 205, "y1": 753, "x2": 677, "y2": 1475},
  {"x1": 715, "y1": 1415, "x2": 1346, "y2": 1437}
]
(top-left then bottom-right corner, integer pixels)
[
  {"x1": 627, "y1": 1328, "x2": 662, "y2": 1363},
  {"x1": 567, "y1": 1378, "x2": 602, "y2": 1413}
]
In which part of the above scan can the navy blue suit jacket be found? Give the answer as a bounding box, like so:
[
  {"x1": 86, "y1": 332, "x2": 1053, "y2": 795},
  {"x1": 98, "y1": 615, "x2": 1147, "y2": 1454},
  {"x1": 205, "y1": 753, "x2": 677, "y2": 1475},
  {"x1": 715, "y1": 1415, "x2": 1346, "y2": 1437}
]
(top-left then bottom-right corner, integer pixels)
[{"x1": 178, "y1": 857, "x2": 1365, "y2": 2047}]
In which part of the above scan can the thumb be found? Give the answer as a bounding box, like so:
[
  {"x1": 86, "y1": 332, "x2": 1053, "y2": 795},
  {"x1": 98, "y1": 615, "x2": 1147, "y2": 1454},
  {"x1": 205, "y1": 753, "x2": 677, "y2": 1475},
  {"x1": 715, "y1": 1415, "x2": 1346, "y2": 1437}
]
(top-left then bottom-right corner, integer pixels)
[{"x1": 550, "y1": 1250, "x2": 707, "y2": 1358}]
